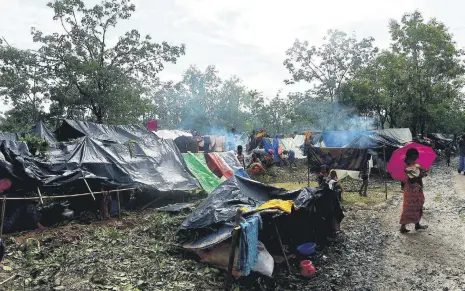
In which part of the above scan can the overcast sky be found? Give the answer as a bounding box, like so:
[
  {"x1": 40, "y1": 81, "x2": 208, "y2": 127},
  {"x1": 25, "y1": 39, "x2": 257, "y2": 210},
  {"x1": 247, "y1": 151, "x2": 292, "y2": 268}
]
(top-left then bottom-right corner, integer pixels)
[{"x1": 1, "y1": 0, "x2": 465, "y2": 112}]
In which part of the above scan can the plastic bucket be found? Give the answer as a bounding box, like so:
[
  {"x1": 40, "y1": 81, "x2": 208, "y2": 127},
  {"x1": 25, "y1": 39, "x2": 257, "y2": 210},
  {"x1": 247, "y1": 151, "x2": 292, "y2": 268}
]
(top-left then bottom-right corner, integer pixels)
[
  {"x1": 300, "y1": 260, "x2": 316, "y2": 277},
  {"x1": 297, "y1": 242, "x2": 316, "y2": 256}
]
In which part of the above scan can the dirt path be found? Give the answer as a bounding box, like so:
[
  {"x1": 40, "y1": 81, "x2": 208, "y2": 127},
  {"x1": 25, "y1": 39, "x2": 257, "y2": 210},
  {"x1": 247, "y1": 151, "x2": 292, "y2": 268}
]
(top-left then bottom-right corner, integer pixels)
[{"x1": 375, "y1": 162, "x2": 465, "y2": 290}]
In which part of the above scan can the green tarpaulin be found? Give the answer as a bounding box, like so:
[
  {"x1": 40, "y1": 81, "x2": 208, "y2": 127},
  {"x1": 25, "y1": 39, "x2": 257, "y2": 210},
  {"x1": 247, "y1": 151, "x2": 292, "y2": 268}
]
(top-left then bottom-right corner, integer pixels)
[{"x1": 183, "y1": 153, "x2": 223, "y2": 193}]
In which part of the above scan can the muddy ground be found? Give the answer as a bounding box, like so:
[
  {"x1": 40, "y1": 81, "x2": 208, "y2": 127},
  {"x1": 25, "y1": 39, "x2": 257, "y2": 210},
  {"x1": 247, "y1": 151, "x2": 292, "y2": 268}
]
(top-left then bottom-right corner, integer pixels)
[{"x1": 0, "y1": 159, "x2": 464, "y2": 290}]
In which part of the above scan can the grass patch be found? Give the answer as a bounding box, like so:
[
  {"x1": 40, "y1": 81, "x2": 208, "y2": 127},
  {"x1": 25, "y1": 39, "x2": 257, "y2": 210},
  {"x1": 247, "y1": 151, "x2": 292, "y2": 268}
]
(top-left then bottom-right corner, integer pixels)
[
  {"x1": 342, "y1": 190, "x2": 389, "y2": 207},
  {"x1": 272, "y1": 182, "x2": 318, "y2": 190}
]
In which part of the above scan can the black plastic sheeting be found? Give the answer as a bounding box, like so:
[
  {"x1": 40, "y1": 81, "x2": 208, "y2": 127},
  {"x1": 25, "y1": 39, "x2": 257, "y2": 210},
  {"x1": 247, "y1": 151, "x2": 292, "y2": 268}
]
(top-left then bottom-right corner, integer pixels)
[
  {"x1": 55, "y1": 119, "x2": 159, "y2": 143},
  {"x1": 307, "y1": 147, "x2": 368, "y2": 172},
  {"x1": 0, "y1": 123, "x2": 200, "y2": 194},
  {"x1": 29, "y1": 121, "x2": 57, "y2": 143},
  {"x1": 181, "y1": 175, "x2": 322, "y2": 229},
  {"x1": 344, "y1": 128, "x2": 412, "y2": 149},
  {"x1": 0, "y1": 133, "x2": 20, "y2": 141}
]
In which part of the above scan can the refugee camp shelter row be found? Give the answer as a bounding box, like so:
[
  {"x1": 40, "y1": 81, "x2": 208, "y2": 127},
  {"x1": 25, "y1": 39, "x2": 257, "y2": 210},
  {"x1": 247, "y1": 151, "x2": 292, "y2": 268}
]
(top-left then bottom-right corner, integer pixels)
[{"x1": 0, "y1": 120, "x2": 205, "y2": 197}]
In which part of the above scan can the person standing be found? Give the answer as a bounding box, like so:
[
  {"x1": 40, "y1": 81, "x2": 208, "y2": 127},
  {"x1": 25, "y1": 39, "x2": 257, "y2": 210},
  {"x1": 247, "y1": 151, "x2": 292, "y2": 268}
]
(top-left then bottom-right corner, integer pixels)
[
  {"x1": 458, "y1": 134, "x2": 465, "y2": 174},
  {"x1": 359, "y1": 153, "x2": 371, "y2": 197},
  {"x1": 236, "y1": 145, "x2": 246, "y2": 169},
  {"x1": 399, "y1": 148, "x2": 428, "y2": 233}
]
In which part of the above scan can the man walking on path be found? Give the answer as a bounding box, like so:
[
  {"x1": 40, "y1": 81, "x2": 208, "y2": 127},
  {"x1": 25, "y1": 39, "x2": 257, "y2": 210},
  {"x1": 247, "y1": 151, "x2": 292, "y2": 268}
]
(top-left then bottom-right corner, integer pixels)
[{"x1": 458, "y1": 134, "x2": 465, "y2": 174}]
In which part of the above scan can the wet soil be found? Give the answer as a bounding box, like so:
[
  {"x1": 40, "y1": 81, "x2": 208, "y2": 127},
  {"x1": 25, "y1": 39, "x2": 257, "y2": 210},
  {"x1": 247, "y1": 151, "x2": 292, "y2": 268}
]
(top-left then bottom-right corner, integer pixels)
[{"x1": 0, "y1": 160, "x2": 464, "y2": 290}]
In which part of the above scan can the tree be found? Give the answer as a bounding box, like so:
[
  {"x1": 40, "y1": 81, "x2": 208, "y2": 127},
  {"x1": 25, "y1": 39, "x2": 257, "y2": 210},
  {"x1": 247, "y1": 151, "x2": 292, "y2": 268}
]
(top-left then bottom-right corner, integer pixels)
[
  {"x1": 32, "y1": 0, "x2": 184, "y2": 123},
  {"x1": 388, "y1": 11, "x2": 465, "y2": 135},
  {"x1": 341, "y1": 51, "x2": 407, "y2": 129},
  {"x1": 152, "y1": 65, "x2": 252, "y2": 133},
  {"x1": 284, "y1": 30, "x2": 377, "y2": 102},
  {"x1": 0, "y1": 40, "x2": 49, "y2": 130}
]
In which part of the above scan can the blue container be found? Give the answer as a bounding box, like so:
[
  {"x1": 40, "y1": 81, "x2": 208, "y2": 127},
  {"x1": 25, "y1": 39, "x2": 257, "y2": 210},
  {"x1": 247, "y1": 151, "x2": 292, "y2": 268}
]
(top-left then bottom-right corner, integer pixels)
[{"x1": 297, "y1": 242, "x2": 316, "y2": 255}]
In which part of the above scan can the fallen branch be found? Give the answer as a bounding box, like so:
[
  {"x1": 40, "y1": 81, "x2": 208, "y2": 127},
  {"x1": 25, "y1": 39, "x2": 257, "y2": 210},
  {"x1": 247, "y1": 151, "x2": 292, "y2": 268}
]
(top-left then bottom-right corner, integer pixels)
[{"x1": 0, "y1": 274, "x2": 17, "y2": 285}]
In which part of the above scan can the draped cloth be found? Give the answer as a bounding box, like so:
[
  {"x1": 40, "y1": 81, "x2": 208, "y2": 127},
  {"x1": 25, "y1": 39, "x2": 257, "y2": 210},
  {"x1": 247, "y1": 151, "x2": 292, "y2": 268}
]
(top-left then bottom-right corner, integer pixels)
[{"x1": 399, "y1": 164, "x2": 425, "y2": 225}]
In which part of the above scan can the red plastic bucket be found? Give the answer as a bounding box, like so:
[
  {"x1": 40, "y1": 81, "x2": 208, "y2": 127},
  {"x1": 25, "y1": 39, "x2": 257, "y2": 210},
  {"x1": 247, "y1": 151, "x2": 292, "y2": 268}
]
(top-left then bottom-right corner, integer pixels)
[{"x1": 300, "y1": 260, "x2": 316, "y2": 277}]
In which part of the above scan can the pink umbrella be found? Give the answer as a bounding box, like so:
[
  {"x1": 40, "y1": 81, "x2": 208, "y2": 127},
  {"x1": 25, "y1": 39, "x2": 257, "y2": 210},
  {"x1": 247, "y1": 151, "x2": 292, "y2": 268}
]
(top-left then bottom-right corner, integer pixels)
[{"x1": 387, "y1": 142, "x2": 437, "y2": 181}]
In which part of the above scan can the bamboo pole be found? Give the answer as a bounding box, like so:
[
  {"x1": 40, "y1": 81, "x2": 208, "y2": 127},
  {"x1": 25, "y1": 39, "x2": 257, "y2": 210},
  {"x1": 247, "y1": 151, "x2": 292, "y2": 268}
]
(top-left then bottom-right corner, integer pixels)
[
  {"x1": 82, "y1": 177, "x2": 96, "y2": 201},
  {"x1": 383, "y1": 146, "x2": 388, "y2": 200},
  {"x1": 225, "y1": 209, "x2": 243, "y2": 291},
  {"x1": 36, "y1": 187, "x2": 44, "y2": 205},
  {"x1": 0, "y1": 188, "x2": 138, "y2": 201},
  {"x1": 273, "y1": 217, "x2": 291, "y2": 276},
  {"x1": 117, "y1": 190, "x2": 121, "y2": 220},
  {"x1": 0, "y1": 196, "x2": 6, "y2": 238}
]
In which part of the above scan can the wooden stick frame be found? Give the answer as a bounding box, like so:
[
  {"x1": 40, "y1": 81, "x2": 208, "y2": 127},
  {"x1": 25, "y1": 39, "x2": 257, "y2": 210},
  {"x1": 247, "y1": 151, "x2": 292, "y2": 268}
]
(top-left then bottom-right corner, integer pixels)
[{"x1": 0, "y1": 188, "x2": 138, "y2": 201}]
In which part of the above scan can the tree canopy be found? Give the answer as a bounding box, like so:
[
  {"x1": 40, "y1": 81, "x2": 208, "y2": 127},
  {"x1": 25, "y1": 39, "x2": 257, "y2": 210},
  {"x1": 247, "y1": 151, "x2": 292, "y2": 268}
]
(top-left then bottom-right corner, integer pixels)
[{"x1": 1, "y1": 6, "x2": 464, "y2": 136}]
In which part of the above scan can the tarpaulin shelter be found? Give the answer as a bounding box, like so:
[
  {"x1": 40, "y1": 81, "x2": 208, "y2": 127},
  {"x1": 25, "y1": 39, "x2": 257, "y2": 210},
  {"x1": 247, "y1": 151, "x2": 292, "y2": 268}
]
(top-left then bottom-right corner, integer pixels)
[
  {"x1": 307, "y1": 147, "x2": 368, "y2": 172},
  {"x1": 181, "y1": 175, "x2": 335, "y2": 229},
  {"x1": 344, "y1": 128, "x2": 412, "y2": 149},
  {"x1": 28, "y1": 121, "x2": 57, "y2": 143},
  {"x1": 0, "y1": 133, "x2": 20, "y2": 141},
  {"x1": 0, "y1": 135, "x2": 201, "y2": 193},
  {"x1": 0, "y1": 120, "x2": 202, "y2": 194},
  {"x1": 427, "y1": 133, "x2": 454, "y2": 150},
  {"x1": 205, "y1": 153, "x2": 235, "y2": 179},
  {"x1": 55, "y1": 119, "x2": 155, "y2": 143},
  {"x1": 155, "y1": 130, "x2": 192, "y2": 140},
  {"x1": 180, "y1": 175, "x2": 344, "y2": 278},
  {"x1": 319, "y1": 130, "x2": 368, "y2": 148},
  {"x1": 217, "y1": 151, "x2": 249, "y2": 178}
]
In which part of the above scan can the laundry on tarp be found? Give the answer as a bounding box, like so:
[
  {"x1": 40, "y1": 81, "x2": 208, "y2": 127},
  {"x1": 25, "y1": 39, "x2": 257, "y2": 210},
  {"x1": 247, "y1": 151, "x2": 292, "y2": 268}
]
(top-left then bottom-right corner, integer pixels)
[
  {"x1": 183, "y1": 153, "x2": 224, "y2": 194},
  {"x1": 217, "y1": 151, "x2": 250, "y2": 178},
  {"x1": 238, "y1": 214, "x2": 262, "y2": 276},
  {"x1": 180, "y1": 175, "x2": 344, "y2": 278},
  {"x1": 205, "y1": 152, "x2": 235, "y2": 179}
]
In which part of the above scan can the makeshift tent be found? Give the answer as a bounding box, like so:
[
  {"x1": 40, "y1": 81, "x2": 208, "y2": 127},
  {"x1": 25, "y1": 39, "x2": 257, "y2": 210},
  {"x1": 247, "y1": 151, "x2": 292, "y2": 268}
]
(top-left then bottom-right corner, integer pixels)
[
  {"x1": 319, "y1": 130, "x2": 368, "y2": 148},
  {"x1": 181, "y1": 175, "x2": 335, "y2": 229},
  {"x1": 182, "y1": 153, "x2": 223, "y2": 194},
  {"x1": 55, "y1": 119, "x2": 157, "y2": 143},
  {"x1": 155, "y1": 130, "x2": 192, "y2": 140},
  {"x1": 217, "y1": 151, "x2": 249, "y2": 178},
  {"x1": 344, "y1": 128, "x2": 412, "y2": 149},
  {"x1": 0, "y1": 133, "x2": 20, "y2": 141},
  {"x1": 428, "y1": 133, "x2": 454, "y2": 150},
  {"x1": 279, "y1": 137, "x2": 305, "y2": 159},
  {"x1": 28, "y1": 121, "x2": 57, "y2": 143},
  {"x1": 181, "y1": 175, "x2": 344, "y2": 277},
  {"x1": 0, "y1": 136, "x2": 200, "y2": 193},
  {"x1": 307, "y1": 147, "x2": 368, "y2": 172},
  {"x1": 205, "y1": 153, "x2": 235, "y2": 179},
  {"x1": 0, "y1": 120, "x2": 202, "y2": 194}
]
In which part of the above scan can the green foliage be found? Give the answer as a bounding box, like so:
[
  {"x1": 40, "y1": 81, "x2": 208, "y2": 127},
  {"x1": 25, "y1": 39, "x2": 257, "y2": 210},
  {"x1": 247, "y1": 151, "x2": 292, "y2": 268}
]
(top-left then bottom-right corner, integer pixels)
[
  {"x1": 152, "y1": 65, "x2": 253, "y2": 133},
  {"x1": 342, "y1": 11, "x2": 465, "y2": 134},
  {"x1": 284, "y1": 30, "x2": 378, "y2": 102},
  {"x1": 19, "y1": 134, "x2": 51, "y2": 158}
]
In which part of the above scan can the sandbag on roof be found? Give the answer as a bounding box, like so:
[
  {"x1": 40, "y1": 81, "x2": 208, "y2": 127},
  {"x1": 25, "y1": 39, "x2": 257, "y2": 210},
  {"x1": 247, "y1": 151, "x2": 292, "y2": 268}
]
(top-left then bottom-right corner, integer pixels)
[
  {"x1": 181, "y1": 175, "x2": 321, "y2": 229},
  {"x1": 183, "y1": 153, "x2": 223, "y2": 194}
]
